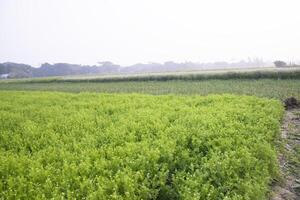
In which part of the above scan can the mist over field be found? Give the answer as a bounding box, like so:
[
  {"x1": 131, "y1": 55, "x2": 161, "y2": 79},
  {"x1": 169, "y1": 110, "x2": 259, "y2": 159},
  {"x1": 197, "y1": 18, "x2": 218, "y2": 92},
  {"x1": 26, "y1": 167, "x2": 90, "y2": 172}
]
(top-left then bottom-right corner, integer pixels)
[
  {"x1": 1, "y1": 0, "x2": 300, "y2": 69},
  {"x1": 0, "y1": 59, "x2": 273, "y2": 78}
]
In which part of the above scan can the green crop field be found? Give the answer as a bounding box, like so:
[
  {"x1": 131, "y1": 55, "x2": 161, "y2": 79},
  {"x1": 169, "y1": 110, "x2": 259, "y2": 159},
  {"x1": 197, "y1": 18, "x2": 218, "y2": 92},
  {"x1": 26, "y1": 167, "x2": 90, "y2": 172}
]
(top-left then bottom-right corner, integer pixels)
[
  {"x1": 0, "y1": 91, "x2": 283, "y2": 199},
  {"x1": 0, "y1": 79, "x2": 299, "y2": 100},
  {"x1": 1, "y1": 69, "x2": 299, "y2": 101}
]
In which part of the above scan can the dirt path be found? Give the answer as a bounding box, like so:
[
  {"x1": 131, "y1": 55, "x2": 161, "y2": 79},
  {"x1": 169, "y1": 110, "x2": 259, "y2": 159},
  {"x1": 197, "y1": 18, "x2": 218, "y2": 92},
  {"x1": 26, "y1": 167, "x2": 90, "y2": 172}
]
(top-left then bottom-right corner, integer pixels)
[{"x1": 271, "y1": 108, "x2": 300, "y2": 200}]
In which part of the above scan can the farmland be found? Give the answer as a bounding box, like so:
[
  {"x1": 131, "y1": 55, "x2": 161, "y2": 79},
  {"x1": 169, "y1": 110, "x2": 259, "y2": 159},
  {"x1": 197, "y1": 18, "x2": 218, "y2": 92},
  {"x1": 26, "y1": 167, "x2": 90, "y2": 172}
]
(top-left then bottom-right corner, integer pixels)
[
  {"x1": 1, "y1": 0, "x2": 300, "y2": 199},
  {"x1": 0, "y1": 69, "x2": 299, "y2": 199},
  {"x1": 0, "y1": 79, "x2": 299, "y2": 100},
  {"x1": 1, "y1": 69, "x2": 299, "y2": 100},
  {"x1": 0, "y1": 91, "x2": 284, "y2": 199}
]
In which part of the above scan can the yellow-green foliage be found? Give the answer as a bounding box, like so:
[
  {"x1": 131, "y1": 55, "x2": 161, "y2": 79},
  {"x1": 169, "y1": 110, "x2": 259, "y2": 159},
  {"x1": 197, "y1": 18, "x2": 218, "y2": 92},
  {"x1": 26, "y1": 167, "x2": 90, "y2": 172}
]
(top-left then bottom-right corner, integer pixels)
[{"x1": 0, "y1": 92, "x2": 283, "y2": 199}]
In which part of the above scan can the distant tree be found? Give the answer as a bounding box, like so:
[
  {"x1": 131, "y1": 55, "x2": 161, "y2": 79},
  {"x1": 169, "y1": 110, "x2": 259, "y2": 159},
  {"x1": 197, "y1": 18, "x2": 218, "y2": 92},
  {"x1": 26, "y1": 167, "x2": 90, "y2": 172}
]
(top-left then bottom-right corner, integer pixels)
[
  {"x1": 97, "y1": 61, "x2": 120, "y2": 73},
  {"x1": 0, "y1": 64, "x2": 6, "y2": 74},
  {"x1": 274, "y1": 60, "x2": 287, "y2": 67},
  {"x1": 97, "y1": 61, "x2": 114, "y2": 67}
]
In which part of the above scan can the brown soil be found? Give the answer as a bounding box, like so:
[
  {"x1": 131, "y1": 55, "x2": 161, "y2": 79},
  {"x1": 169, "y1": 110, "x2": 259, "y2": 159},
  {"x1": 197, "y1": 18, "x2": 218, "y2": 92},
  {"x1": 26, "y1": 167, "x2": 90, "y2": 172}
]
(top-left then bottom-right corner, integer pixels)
[
  {"x1": 284, "y1": 97, "x2": 299, "y2": 110},
  {"x1": 271, "y1": 108, "x2": 300, "y2": 200}
]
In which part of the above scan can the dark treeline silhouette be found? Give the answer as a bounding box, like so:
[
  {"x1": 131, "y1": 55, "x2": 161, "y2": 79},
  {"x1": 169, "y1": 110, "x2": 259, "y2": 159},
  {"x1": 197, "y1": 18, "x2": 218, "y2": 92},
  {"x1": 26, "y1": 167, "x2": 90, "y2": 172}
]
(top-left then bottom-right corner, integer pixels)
[{"x1": 0, "y1": 59, "x2": 271, "y2": 79}]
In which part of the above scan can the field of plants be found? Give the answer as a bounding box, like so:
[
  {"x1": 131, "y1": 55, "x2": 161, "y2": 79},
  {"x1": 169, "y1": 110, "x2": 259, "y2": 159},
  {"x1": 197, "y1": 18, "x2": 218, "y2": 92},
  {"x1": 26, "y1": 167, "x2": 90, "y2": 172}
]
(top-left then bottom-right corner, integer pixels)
[
  {"x1": 0, "y1": 91, "x2": 283, "y2": 199},
  {"x1": 0, "y1": 79, "x2": 299, "y2": 100},
  {"x1": 1, "y1": 69, "x2": 299, "y2": 101}
]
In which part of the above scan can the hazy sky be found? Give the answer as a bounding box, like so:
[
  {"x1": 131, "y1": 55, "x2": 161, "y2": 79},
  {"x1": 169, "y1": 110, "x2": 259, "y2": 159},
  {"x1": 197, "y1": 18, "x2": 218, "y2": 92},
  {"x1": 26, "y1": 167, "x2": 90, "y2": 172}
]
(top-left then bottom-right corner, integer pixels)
[{"x1": 0, "y1": 0, "x2": 300, "y2": 66}]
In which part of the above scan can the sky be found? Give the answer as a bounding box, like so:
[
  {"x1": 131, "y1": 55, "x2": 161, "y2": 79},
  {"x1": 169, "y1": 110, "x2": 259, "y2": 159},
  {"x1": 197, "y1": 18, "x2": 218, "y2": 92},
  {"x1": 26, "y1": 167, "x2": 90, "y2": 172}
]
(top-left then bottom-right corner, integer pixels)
[{"x1": 0, "y1": 0, "x2": 300, "y2": 66}]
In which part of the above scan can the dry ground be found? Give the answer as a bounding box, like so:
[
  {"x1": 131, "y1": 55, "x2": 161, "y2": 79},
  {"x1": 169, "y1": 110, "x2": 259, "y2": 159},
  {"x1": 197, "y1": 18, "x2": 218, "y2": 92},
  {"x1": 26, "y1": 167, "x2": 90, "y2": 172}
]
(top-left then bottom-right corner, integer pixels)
[{"x1": 272, "y1": 108, "x2": 300, "y2": 200}]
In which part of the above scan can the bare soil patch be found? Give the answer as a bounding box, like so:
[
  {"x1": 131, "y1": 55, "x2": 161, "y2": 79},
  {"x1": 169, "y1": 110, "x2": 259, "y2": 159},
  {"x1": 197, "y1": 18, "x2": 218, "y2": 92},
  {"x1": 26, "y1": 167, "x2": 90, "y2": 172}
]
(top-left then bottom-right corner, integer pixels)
[{"x1": 271, "y1": 108, "x2": 300, "y2": 200}]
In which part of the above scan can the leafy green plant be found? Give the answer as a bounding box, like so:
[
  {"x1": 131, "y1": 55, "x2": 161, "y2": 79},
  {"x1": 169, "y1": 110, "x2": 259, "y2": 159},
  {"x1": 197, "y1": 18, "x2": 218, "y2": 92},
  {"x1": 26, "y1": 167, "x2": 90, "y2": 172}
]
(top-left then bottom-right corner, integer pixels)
[{"x1": 0, "y1": 92, "x2": 283, "y2": 199}]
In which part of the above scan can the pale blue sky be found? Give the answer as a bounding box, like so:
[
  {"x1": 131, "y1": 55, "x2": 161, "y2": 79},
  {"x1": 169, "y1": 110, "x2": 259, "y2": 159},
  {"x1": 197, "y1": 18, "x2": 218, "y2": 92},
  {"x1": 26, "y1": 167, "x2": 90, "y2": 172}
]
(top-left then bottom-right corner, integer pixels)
[{"x1": 0, "y1": 0, "x2": 300, "y2": 66}]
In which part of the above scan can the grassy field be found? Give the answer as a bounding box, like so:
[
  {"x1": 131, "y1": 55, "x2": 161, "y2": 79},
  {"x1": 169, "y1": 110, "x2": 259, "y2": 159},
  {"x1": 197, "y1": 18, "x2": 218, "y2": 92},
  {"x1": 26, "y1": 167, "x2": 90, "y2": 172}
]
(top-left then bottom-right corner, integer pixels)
[
  {"x1": 0, "y1": 79, "x2": 299, "y2": 100},
  {"x1": 1, "y1": 69, "x2": 299, "y2": 100},
  {"x1": 2, "y1": 68, "x2": 300, "y2": 83},
  {"x1": 0, "y1": 91, "x2": 283, "y2": 199}
]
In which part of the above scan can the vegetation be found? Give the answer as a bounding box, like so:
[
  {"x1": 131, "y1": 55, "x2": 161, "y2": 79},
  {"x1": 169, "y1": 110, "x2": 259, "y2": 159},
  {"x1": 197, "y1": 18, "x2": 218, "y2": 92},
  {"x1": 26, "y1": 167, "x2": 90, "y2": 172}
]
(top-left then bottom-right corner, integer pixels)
[
  {"x1": 0, "y1": 62, "x2": 33, "y2": 78},
  {"x1": 0, "y1": 91, "x2": 283, "y2": 199},
  {"x1": 0, "y1": 59, "x2": 270, "y2": 78},
  {"x1": 2, "y1": 69, "x2": 300, "y2": 83},
  {"x1": 0, "y1": 79, "x2": 299, "y2": 100},
  {"x1": 274, "y1": 61, "x2": 287, "y2": 68}
]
